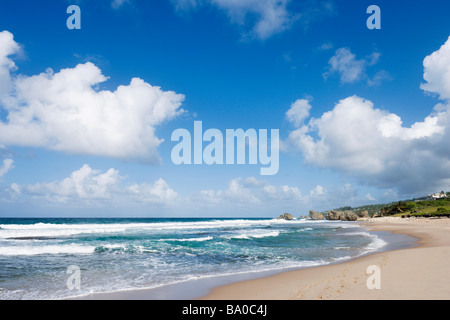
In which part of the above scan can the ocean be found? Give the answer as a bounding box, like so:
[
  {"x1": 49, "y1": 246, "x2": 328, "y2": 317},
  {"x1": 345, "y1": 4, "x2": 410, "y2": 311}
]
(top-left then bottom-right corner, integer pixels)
[{"x1": 0, "y1": 217, "x2": 407, "y2": 300}]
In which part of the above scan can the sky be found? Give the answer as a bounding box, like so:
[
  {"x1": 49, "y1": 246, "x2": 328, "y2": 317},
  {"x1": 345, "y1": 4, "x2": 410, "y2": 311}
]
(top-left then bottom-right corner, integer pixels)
[{"x1": 1, "y1": 0, "x2": 450, "y2": 217}]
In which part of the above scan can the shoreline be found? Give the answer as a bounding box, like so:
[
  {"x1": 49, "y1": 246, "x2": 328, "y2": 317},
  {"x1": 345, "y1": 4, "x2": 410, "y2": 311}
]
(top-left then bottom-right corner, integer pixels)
[
  {"x1": 70, "y1": 217, "x2": 433, "y2": 300},
  {"x1": 199, "y1": 217, "x2": 450, "y2": 300}
]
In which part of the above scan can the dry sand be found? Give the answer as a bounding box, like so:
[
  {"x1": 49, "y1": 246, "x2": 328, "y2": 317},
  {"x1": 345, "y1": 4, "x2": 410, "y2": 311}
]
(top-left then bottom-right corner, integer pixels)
[{"x1": 200, "y1": 217, "x2": 450, "y2": 300}]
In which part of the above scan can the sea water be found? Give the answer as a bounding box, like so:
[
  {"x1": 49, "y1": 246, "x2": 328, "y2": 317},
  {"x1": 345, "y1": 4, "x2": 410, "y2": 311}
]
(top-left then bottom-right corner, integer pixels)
[{"x1": 0, "y1": 217, "x2": 394, "y2": 300}]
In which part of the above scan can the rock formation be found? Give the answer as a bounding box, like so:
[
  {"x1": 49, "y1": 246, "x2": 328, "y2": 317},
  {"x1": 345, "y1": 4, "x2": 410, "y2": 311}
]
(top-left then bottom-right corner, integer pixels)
[
  {"x1": 339, "y1": 211, "x2": 358, "y2": 221},
  {"x1": 325, "y1": 210, "x2": 341, "y2": 220},
  {"x1": 357, "y1": 210, "x2": 370, "y2": 218},
  {"x1": 324, "y1": 210, "x2": 359, "y2": 221},
  {"x1": 278, "y1": 213, "x2": 294, "y2": 220},
  {"x1": 309, "y1": 210, "x2": 324, "y2": 220}
]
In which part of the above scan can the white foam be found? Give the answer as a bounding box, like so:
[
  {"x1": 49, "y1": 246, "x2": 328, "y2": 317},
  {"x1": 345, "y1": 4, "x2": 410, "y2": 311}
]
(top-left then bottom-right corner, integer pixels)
[
  {"x1": 365, "y1": 234, "x2": 388, "y2": 252},
  {"x1": 225, "y1": 230, "x2": 280, "y2": 240},
  {"x1": 0, "y1": 244, "x2": 95, "y2": 256},
  {"x1": 159, "y1": 236, "x2": 213, "y2": 242},
  {"x1": 340, "y1": 230, "x2": 388, "y2": 254},
  {"x1": 0, "y1": 219, "x2": 310, "y2": 239}
]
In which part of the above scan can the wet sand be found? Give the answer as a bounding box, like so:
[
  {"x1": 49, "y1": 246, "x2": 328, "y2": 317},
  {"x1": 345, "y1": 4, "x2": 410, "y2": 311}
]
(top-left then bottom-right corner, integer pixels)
[{"x1": 200, "y1": 217, "x2": 450, "y2": 300}]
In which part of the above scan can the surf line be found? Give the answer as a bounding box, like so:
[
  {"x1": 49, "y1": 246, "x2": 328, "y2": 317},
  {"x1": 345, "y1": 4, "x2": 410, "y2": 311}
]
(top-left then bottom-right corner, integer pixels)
[{"x1": 171, "y1": 121, "x2": 279, "y2": 175}]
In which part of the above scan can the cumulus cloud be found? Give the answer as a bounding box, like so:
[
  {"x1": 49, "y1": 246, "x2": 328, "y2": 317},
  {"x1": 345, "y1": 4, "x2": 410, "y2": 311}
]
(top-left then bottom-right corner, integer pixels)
[
  {"x1": 286, "y1": 95, "x2": 450, "y2": 193},
  {"x1": 286, "y1": 36, "x2": 450, "y2": 195},
  {"x1": 324, "y1": 47, "x2": 390, "y2": 86},
  {"x1": 11, "y1": 164, "x2": 177, "y2": 205},
  {"x1": 191, "y1": 176, "x2": 306, "y2": 207},
  {"x1": 0, "y1": 31, "x2": 20, "y2": 96},
  {"x1": 188, "y1": 177, "x2": 379, "y2": 213},
  {"x1": 126, "y1": 179, "x2": 178, "y2": 204},
  {"x1": 309, "y1": 185, "x2": 325, "y2": 198},
  {"x1": 421, "y1": 36, "x2": 450, "y2": 100},
  {"x1": 23, "y1": 164, "x2": 122, "y2": 202},
  {"x1": 3, "y1": 167, "x2": 382, "y2": 213},
  {"x1": 0, "y1": 31, "x2": 185, "y2": 164}
]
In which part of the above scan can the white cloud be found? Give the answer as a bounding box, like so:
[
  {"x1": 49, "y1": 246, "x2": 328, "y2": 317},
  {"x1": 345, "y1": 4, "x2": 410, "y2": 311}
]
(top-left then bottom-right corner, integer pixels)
[
  {"x1": 9, "y1": 182, "x2": 20, "y2": 194},
  {"x1": 365, "y1": 193, "x2": 375, "y2": 201},
  {"x1": 0, "y1": 158, "x2": 13, "y2": 178},
  {"x1": 126, "y1": 178, "x2": 178, "y2": 204},
  {"x1": 310, "y1": 185, "x2": 325, "y2": 198},
  {"x1": 325, "y1": 48, "x2": 366, "y2": 83},
  {"x1": 111, "y1": 0, "x2": 131, "y2": 9},
  {"x1": 286, "y1": 95, "x2": 448, "y2": 190},
  {"x1": 171, "y1": 0, "x2": 334, "y2": 40},
  {"x1": 0, "y1": 31, "x2": 185, "y2": 164},
  {"x1": 13, "y1": 164, "x2": 177, "y2": 205},
  {"x1": 179, "y1": 0, "x2": 291, "y2": 40},
  {"x1": 367, "y1": 70, "x2": 392, "y2": 87},
  {"x1": 317, "y1": 41, "x2": 333, "y2": 51},
  {"x1": 421, "y1": 36, "x2": 450, "y2": 100},
  {"x1": 285, "y1": 95, "x2": 450, "y2": 194},
  {"x1": 284, "y1": 38, "x2": 450, "y2": 196},
  {"x1": 324, "y1": 47, "x2": 390, "y2": 86},
  {"x1": 23, "y1": 164, "x2": 123, "y2": 202},
  {"x1": 0, "y1": 31, "x2": 20, "y2": 96},
  {"x1": 191, "y1": 176, "x2": 305, "y2": 207},
  {"x1": 225, "y1": 177, "x2": 305, "y2": 203},
  {"x1": 285, "y1": 99, "x2": 312, "y2": 127},
  {"x1": 189, "y1": 177, "x2": 378, "y2": 213},
  {"x1": 3, "y1": 168, "x2": 386, "y2": 214}
]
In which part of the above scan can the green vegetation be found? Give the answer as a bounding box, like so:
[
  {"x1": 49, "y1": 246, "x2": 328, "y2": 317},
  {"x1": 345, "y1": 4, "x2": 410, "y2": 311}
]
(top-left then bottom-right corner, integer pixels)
[
  {"x1": 379, "y1": 198, "x2": 450, "y2": 217},
  {"x1": 330, "y1": 195, "x2": 450, "y2": 218},
  {"x1": 333, "y1": 203, "x2": 395, "y2": 217}
]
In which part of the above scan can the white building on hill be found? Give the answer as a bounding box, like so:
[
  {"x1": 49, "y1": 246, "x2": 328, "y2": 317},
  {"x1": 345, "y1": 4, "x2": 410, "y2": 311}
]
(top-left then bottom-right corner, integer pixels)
[{"x1": 428, "y1": 192, "x2": 447, "y2": 200}]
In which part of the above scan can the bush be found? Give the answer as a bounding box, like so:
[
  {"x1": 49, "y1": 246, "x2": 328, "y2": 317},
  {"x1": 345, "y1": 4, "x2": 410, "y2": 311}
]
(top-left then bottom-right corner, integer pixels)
[
  {"x1": 404, "y1": 202, "x2": 417, "y2": 211},
  {"x1": 436, "y1": 207, "x2": 450, "y2": 214}
]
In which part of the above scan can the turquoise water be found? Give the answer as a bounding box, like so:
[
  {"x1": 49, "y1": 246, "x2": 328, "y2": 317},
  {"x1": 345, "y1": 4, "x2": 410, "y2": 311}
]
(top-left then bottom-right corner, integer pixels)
[{"x1": 0, "y1": 218, "x2": 387, "y2": 300}]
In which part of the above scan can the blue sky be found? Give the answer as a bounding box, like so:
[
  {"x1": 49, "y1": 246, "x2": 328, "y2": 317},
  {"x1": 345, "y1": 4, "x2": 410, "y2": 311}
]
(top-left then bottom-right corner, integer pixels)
[{"x1": 1, "y1": 0, "x2": 450, "y2": 217}]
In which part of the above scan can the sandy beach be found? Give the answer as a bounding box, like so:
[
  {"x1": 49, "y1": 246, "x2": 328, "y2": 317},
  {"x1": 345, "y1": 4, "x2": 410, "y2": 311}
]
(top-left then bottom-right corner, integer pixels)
[{"x1": 200, "y1": 217, "x2": 450, "y2": 300}]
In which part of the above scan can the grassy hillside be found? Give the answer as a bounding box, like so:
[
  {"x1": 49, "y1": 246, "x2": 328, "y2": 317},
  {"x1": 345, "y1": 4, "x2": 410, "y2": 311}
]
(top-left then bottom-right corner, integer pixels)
[
  {"x1": 330, "y1": 195, "x2": 450, "y2": 218},
  {"x1": 379, "y1": 198, "x2": 450, "y2": 217},
  {"x1": 333, "y1": 203, "x2": 389, "y2": 217}
]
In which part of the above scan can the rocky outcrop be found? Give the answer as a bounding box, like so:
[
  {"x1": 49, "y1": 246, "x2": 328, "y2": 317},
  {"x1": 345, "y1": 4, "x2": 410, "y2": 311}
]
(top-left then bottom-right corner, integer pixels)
[
  {"x1": 309, "y1": 210, "x2": 324, "y2": 220},
  {"x1": 278, "y1": 213, "x2": 294, "y2": 220},
  {"x1": 357, "y1": 210, "x2": 370, "y2": 218},
  {"x1": 339, "y1": 211, "x2": 359, "y2": 221},
  {"x1": 325, "y1": 210, "x2": 341, "y2": 220},
  {"x1": 325, "y1": 210, "x2": 359, "y2": 221}
]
